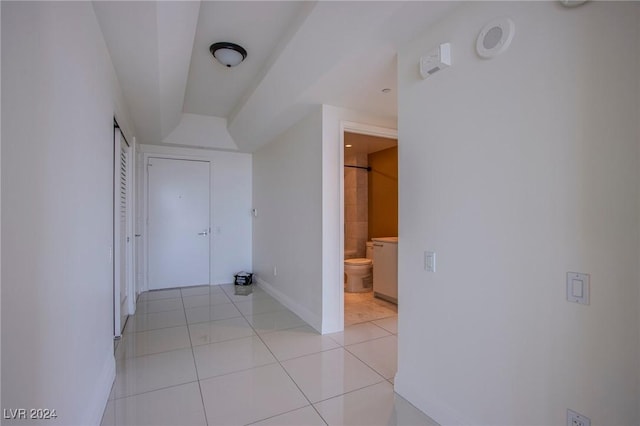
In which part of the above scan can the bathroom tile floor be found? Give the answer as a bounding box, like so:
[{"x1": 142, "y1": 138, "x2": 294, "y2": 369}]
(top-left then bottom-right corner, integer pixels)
[
  {"x1": 344, "y1": 291, "x2": 397, "y2": 326},
  {"x1": 102, "y1": 284, "x2": 436, "y2": 426}
]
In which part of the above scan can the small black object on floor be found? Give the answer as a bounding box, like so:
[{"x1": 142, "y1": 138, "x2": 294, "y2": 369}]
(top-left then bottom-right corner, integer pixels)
[{"x1": 234, "y1": 271, "x2": 253, "y2": 296}]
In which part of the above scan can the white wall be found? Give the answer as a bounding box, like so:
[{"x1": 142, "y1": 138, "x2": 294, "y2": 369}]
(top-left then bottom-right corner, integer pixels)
[
  {"x1": 1, "y1": 2, "x2": 135, "y2": 425},
  {"x1": 320, "y1": 105, "x2": 396, "y2": 333},
  {"x1": 252, "y1": 108, "x2": 324, "y2": 330},
  {"x1": 252, "y1": 105, "x2": 396, "y2": 333},
  {"x1": 162, "y1": 113, "x2": 238, "y2": 151},
  {"x1": 139, "y1": 144, "x2": 252, "y2": 287},
  {"x1": 395, "y1": 2, "x2": 640, "y2": 425}
]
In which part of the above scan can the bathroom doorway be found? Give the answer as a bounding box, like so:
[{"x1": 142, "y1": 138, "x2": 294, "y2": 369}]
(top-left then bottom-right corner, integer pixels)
[{"x1": 341, "y1": 125, "x2": 398, "y2": 327}]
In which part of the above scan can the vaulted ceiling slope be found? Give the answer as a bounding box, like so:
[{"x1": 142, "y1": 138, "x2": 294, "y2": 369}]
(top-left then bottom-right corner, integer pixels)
[
  {"x1": 93, "y1": 1, "x2": 200, "y2": 145},
  {"x1": 93, "y1": 1, "x2": 456, "y2": 152}
]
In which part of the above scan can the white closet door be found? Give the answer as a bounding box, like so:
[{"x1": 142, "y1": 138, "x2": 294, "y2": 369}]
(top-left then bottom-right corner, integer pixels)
[
  {"x1": 114, "y1": 128, "x2": 130, "y2": 336},
  {"x1": 147, "y1": 158, "x2": 210, "y2": 290}
]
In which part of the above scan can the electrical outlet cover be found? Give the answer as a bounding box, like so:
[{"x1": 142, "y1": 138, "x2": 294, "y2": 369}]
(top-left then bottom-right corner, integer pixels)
[{"x1": 567, "y1": 409, "x2": 591, "y2": 426}]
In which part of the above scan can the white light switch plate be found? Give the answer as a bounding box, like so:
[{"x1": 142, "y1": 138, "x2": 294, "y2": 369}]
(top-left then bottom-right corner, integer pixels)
[
  {"x1": 424, "y1": 251, "x2": 436, "y2": 272},
  {"x1": 566, "y1": 272, "x2": 589, "y2": 305}
]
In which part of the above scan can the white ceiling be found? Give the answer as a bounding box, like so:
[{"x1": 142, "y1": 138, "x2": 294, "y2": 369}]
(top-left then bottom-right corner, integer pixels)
[
  {"x1": 183, "y1": 1, "x2": 308, "y2": 118},
  {"x1": 93, "y1": 1, "x2": 457, "y2": 151},
  {"x1": 345, "y1": 132, "x2": 397, "y2": 155}
]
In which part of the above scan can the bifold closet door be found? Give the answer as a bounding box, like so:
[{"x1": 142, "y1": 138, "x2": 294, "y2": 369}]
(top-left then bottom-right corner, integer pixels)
[{"x1": 113, "y1": 127, "x2": 131, "y2": 336}]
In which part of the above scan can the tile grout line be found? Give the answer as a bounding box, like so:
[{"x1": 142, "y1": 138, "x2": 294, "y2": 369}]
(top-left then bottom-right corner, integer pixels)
[
  {"x1": 243, "y1": 405, "x2": 318, "y2": 426},
  {"x1": 272, "y1": 345, "x2": 343, "y2": 364},
  {"x1": 127, "y1": 287, "x2": 397, "y2": 425},
  {"x1": 343, "y1": 332, "x2": 397, "y2": 349},
  {"x1": 299, "y1": 321, "x2": 397, "y2": 415},
  {"x1": 341, "y1": 319, "x2": 397, "y2": 382},
  {"x1": 122, "y1": 309, "x2": 189, "y2": 335},
  {"x1": 108, "y1": 288, "x2": 196, "y2": 424},
  {"x1": 238, "y1": 286, "x2": 398, "y2": 424},
  {"x1": 114, "y1": 327, "x2": 193, "y2": 361},
  {"x1": 241, "y1": 321, "x2": 304, "y2": 336},
  {"x1": 110, "y1": 379, "x2": 201, "y2": 402},
  {"x1": 182, "y1": 289, "x2": 210, "y2": 426},
  {"x1": 327, "y1": 317, "x2": 398, "y2": 344},
  {"x1": 196, "y1": 358, "x2": 280, "y2": 383},
  {"x1": 344, "y1": 313, "x2": 397, "y2": 328},
  {"x1": 237, "y1": 286, "x2": 329, "y2": 426},
  {"x1": 311, "y1": 378, "x2": 390, "y2": 406},
  {"x1": 367, "y1": 320, "x2": 394, "y2": 334},
  {"x1": 185, "y1": 314, "x2": 244, "y2": 327},
  {"x1": 342, "y1": 343, "x2": 393, "y2": 383},
  {"x1": 255, "y1": 323, "x2": 392, "y2": 421}
]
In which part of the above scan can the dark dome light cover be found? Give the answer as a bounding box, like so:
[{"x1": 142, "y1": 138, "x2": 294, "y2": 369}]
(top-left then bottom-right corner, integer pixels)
[{"x1": 209, "y1": 42, "x2": 247, "y2": 67}]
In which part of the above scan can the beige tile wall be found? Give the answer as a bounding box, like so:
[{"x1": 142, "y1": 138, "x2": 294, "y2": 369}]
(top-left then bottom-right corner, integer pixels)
[{"x1": 344, "y1": 152, "x2": 368, "y2": 258}]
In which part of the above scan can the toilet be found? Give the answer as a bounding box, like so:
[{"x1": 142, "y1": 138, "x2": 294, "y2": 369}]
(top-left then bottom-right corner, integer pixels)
[{"x1": 344, "y1": 241, "x2": 373, "y2": 292}]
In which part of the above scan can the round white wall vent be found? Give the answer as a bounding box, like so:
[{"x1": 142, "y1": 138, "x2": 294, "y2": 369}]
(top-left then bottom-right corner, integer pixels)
[{"x1": 476, "y1": 17, "x2": 515, "y2": 59}]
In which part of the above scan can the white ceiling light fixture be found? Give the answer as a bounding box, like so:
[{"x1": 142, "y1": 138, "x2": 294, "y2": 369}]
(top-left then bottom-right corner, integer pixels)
[{"x1": 210, "y1": 42, "x2": 247, "y2": 68}]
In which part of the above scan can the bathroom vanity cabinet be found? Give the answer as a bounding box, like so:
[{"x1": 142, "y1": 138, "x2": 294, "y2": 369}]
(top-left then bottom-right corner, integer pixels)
[{"x1": 372, "y1": 237, "x2": 398, "y2": 304}]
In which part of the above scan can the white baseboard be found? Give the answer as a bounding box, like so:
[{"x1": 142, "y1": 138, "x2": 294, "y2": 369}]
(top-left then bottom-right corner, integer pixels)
[
  {"x1": 84, "y1": 353, "x2": 116, "y2": 425},
  {"x1": 255, "y1": 277, "x2": 322, "y2": 332},
  {"x1": 394, "y1": 371, "x2": 470, "y2": 426}
]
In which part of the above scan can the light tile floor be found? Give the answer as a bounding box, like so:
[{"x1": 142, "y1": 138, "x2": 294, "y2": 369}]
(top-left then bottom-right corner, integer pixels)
[
  {"x1": 344, "y1": 292, "x2": 397, "y2": 326},
  {"x1": 102, "y1": 284, "x2": 437, "y2": 426}
]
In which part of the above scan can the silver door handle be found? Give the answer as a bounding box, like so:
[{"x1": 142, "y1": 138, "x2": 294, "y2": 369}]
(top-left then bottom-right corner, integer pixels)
[{"x1": 198, "y1": 231, "x2": 208, "y2": 236}]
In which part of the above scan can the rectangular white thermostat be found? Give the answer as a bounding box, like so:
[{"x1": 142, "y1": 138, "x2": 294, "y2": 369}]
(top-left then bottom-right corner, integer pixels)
[
  {"x1": 420, "y1": 43, "x2": 451, "y2": 79},
  {"x1": 566, "y1": 272, "x2": 590, "y2": 305}
]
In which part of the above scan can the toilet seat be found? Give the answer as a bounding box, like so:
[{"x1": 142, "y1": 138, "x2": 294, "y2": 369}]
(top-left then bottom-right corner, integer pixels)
[{"x1": 345, "y1": 258, "x2": 372, "y2": 266}]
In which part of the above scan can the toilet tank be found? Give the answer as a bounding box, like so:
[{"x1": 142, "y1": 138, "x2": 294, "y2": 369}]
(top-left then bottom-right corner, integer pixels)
[
  {"x1": 366, "y1": 241, "x2": 374, "y2": 260},
  {"x1": 345, "y1": 249, "x2": 358, "y2": 259}
]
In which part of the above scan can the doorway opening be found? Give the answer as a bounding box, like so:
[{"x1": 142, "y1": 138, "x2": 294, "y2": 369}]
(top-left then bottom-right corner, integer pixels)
[{"x1": 340, "y1": 123, "x2": 398, "y2": 327}]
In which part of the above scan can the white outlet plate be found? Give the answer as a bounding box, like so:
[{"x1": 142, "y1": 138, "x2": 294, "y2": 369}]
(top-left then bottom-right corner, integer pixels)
[
  {"x1": 566, "y1": 272, "x2": 590, "y2": 305},
  {"x1": 567, "y1": 409, "x2": 590, "y2": 426}
]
